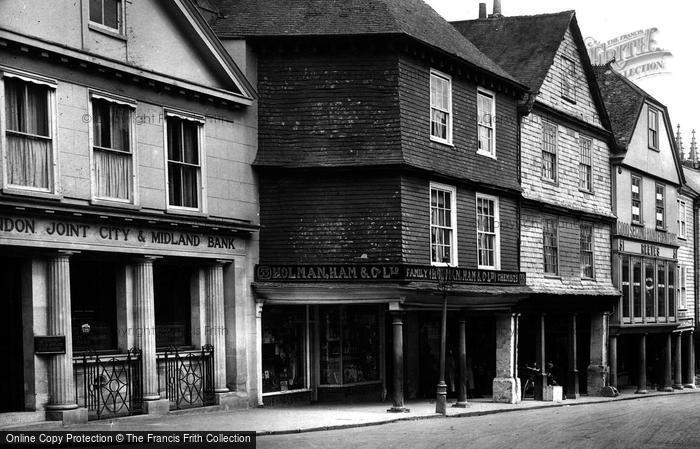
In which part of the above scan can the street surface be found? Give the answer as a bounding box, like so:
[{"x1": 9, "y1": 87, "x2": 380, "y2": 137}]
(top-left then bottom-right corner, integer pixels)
[{"x1": 258, "y1": 394, "x2": 700, "y2": 449}]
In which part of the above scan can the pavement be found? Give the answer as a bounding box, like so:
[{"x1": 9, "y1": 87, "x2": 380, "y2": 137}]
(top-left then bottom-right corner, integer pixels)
[{"x1": 3, "y1": 387, "x2": 700, "y2": 435}]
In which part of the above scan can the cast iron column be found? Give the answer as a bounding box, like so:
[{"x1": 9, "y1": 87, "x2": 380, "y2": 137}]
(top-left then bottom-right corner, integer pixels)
[
  {"x1": 660, "y1": 333, "x2": 673, "y2": 391},
  {"x1": 635, "y1": 333, "x2": 647, "y2": 394},
  {"x1": 674, "y1": 332, "x2": 683, "y2": 389},
  {"x1": 609, "y1": 334, "x2": 618, "y2": 388},
  {"x1": 46, "y1": 251, "x2": 78, "y2": 411},
  {"x1": 388, "y1": 312, "x2": 407, "y2": 412},
  {"x1": 436, "y1": 291, "x2": 448, "y2": 415},
  {"x1": 535, "y1": 313, "x2": 547, "y2": 401},
  {"x1": 567, "y1": 313, "x2": 579, "y2": 399},
  {"x1": 454, "y1": 316, "x2": 468, "y2": 407},
  {"x1": 684, "y1": 331, "x2": 696, "y2": 388}
]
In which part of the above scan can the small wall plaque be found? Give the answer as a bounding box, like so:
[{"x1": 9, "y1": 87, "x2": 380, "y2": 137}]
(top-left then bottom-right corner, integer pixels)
[{"x1": 34, "y1": 336, "x2": 66, "y2": 355}]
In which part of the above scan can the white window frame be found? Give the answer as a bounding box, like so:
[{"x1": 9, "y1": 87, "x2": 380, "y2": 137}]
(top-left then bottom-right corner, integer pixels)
[
  {"x1": 88, "y1": 0, "x2": 126, "y2": 35},
  {"x1": 578, "y1": 135, "x2": 593, "y2": 193},
  {"x1": 476, "y1": 88, "x2": 496, "y2": 159},
  {"x1": 163, "y1": 109, "x2": 207, "y2": 214},
  {"x1": 579, "y1": 223, "x2": 595, "y2": 279},
  {"x1": 429, "y1": 182, "x2": 458, "y2": 267},
  {"x1": 429, "y1": 69, "x2": 452, "y2": 145},
  {"x1": 541, "y1": 120, "x2": 558, "y2": 182},
  {"x1": 543, "y1": 217, "x2": 559, "y2": 276},
  {"x1": 562, "y1": 56, "x2": 577, "y2": 102},
  {"x1": 631, "y1": 174, "x2": 642, "y2": 225},
  {"x1": 678, "y1": 199, "x2": 687, "y2": 240},
  {"x1": 88, "y1": 90, "x2": 138, "y2": 205},
  {"x1": 476, "y1": 193, "x2": 500, "y2": 270},
  {"x1": 648, "y1": 106, "x2": 659, "y2": 150},
  {"x1": 0, "y1": 68, "x2": 59, "y2": 198},
  {"x1": 655, "y1": 183, "x2": 665, "y2": 230}
]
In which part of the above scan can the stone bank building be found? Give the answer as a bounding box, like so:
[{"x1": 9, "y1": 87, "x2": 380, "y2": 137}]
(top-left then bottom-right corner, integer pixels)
[
  {"x1": 0, "y1": 0, "x2": 259, "y2": 423},
  {"x1": 209, "y1": 0, "x2": 531, "y2": 407}
]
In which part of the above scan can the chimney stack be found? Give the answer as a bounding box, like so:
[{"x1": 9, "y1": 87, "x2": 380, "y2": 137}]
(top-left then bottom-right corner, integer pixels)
[
  {"x1": 691, "y1": 130, "x2": 698, "y2": 168},
  {"x1": 478, "y1": 3, "x2": 487, "y2": 19},
  {"x1": 491, "y1": 0, "x2": 503, "y2": 18}
]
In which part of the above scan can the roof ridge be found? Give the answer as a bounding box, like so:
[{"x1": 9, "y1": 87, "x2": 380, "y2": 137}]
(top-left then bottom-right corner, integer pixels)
[{"x1": 451, "y1": 10, "x2": 574, "y2": 24}]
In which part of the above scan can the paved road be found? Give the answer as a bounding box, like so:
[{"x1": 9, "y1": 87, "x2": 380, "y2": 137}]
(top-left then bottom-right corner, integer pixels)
[{"x1": 257, "y1": 394, "x2": 700, "y2": 449}]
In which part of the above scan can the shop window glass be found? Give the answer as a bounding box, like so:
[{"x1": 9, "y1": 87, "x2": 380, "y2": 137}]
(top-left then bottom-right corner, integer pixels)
[
  {"x1": 657, "y1": 262, "x2": 666, "y2": 318},
  {"x1": 320, "y1": 305, "x2": 379, "y2": 385},
  {"x1": 668, "y1": 264, "x2": 676, "y2": 317},
  {"x1": 632, "y1": 258, "x2": 642, "y2": 318},
  {"x1": 154, "y1": 264, "x2": 192, "y2": 348},
  {"x1": 621, "y1": 255, "x2": 630, "y2": 319},
  {"x1": 262, "y1": 306, "x2": 306, "y2": 393},
  {"x1": 71, "y1": 260, "x2": 117, "y2": 352},
  {"x1": 644, "y1": 261, "x2": 655, "y2": 321}
]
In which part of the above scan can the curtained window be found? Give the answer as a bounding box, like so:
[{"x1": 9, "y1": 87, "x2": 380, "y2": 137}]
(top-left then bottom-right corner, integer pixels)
[
  {"x1": 92, "y1": 98, "x2": 133, "y2": 201},
  {"x1": 4, "y1": 77, "x2": 52, "y2": 190},
  {"x1": 477, "y1": 90, "x2": 495, "y2": 157},
  {"x1": 166, "y1": 116, "x2": 201, "y2": 209},
  {"x1": 430, "y1": 71, "x2": 451, "y2": 143}
]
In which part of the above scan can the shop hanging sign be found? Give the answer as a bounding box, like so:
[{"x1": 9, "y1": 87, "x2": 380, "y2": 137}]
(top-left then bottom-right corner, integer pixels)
[
  {"x1": 0, "y1": 215, "x2": 242, "y2": 259},
  {"x1": 255, "y1": 264, "x2": 526, "y2": 285}
]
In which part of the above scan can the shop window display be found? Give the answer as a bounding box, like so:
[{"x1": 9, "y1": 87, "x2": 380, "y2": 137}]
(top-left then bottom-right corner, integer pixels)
[
  {"x1": 320, "y1": 305, "x2": 379, "y2": 385},
  {"x1": 262, "y1": 306, "x2": 307, "y2": 393}
]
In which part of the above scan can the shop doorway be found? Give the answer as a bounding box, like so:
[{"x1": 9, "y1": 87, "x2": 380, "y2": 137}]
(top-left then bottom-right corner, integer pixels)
[{"x1": 0, "y1": 257, "x2": 24, "y2": 412}]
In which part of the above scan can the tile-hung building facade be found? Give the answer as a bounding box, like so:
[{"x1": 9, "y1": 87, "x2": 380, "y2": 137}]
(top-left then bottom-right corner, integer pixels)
[
  {"x1": 0, "y1": 0, "x2": 259, "y2": 423},
  {"x1": 208, "y1": 0, "x2": 530, "y2": 407},
  {"x1": 594, "y1": 64, "x2": 695, "y2": 392},
  {"x1": 681, "y1": 166, "x2": 700, "y2": 379},
  {"x1": 455, "y1": 9, "x2": 620, "y2": 398}
]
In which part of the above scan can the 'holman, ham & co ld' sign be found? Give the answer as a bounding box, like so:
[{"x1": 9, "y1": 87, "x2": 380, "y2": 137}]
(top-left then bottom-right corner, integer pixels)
[{"x1": 255, "y1": 264, "x2": 526, "y2": 286}]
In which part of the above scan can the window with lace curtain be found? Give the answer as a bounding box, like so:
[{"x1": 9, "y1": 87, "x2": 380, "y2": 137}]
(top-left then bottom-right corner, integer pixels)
[
  {"x1": 166, "y1": 114, "x2": 203, "y2": 210},
  {"x1": 3, "y1": 76, "x2": 55, "y2": 192},
  {"x1": 91, "y1": 96, "x2": 134, "y2": 202}
]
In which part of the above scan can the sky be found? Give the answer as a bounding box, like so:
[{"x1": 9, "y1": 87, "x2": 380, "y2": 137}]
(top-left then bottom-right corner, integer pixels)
[{"x1": 426, "y1": 0, "x2": 700, "y2": 153}]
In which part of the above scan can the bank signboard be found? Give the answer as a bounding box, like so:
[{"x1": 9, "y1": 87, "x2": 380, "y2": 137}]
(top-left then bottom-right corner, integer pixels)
[{"x1": 0, "y1": 215, "x2": 244, "y2": 259}]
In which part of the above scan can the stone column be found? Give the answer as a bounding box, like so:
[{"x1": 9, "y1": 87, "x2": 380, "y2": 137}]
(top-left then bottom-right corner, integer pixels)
[
  {"x1": 255, "y1": 302, "x2": 264, "y2": 407},
  {"x1": 45, "y1": 252, "x2": 85, "y2": 424},
  {"x1": 567, "y1": 314, "x2": 579, "y2": 399},
  {"x1": 133, "y1": 257, "x2": 168, "y2": 414},
  {"x1": 388, "y1": 312, "x2": 408, "y2": 412},
  {"x1": 684, "y1": 331, "x2": 696, "y2": 388},
  {"x1": 674, "y1": 332, "x2": 683, "y2": 389},
  {"x1": 587, "y1": 312, "x2": 609, "y2": 395},
  {"x1": 454, "y1": 316, "x2": 468, "y2": 407},
  {"x1": 660, "y1": 333, "x2": 673, "y2": 391},
  {"x1": 535, "y1": 314, "x2": 546, "y2": 401},
  {"x1": 609, "y1": 334, "x2": 618, "y2": 388},
  {"x1": 205, "y1": 262, "x2": 228, "y2": 393},
  {"x1": 493, "y1": 313, "x2": 519, "y2": 404},
  {"x1": 635, "y1": 334, "x2": 648, "y2": 394}
]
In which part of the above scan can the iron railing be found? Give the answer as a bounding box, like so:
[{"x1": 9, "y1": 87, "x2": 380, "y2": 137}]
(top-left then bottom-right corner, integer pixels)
[
  {"x1": 157, "y1": 345, "x2": 215, "y2": 410},
  {"x1": 73, "y1": 348, "x2": 143, "y2": 420}
]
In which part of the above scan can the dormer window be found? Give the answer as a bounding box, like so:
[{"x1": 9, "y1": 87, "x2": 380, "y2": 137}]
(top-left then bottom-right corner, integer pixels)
[{"x1": 89, "y1": 0, "x2": 123, "y2": 33}]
